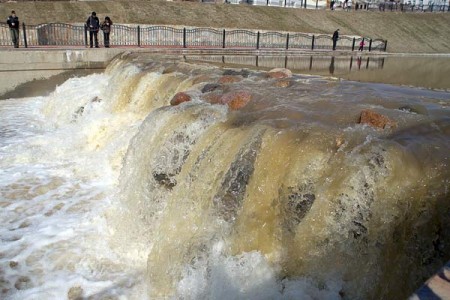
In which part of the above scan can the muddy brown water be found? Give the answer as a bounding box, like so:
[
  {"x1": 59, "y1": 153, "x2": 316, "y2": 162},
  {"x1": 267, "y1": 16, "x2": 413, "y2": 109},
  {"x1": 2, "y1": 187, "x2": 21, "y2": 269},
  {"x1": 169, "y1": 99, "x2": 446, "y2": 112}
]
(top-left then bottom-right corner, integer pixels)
[{"x1": 1, "y1": 55, "x2": 448, "y2": 101}]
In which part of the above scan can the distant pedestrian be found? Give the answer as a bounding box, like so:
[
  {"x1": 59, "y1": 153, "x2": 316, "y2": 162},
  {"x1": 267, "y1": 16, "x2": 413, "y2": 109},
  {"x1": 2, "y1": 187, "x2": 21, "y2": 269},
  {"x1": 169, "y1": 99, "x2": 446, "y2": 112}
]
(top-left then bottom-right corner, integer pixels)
[
  {"x1": 332, "y1": 29, "x2": 339, "y2": 50},
  {"x1": 86, "y1": 11, "x2": 100, "y2": 48},
  {"x1": 343, "y1": 0, "x2": 349, "y2": 8},
  {"x1": 358, "y1": 39, "x2": 365, "y2": 51},
  {"x1": 330, "y1": 0, "x2": 335, "y2": 10},
  {"x1": 100, "y1": 16, "x2": 113, "y2": 48},
  {"x1": 6, "y1": 10, "x2": 19, "y2": 48},
  {"x1": 345, "y1": 0, "x2": 352, "y2": 10}
]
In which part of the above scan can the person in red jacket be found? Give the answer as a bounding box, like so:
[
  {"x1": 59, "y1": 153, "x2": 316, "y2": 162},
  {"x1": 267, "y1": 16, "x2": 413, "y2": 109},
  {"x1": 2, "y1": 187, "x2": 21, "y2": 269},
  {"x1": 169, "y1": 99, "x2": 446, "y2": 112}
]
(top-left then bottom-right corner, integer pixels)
[
  {"x1": 6, "y1": 10, "x2": 19, "y2": 48},
  {"x1": 359, "y1": 39, "x2": 366, "y2": 51}
]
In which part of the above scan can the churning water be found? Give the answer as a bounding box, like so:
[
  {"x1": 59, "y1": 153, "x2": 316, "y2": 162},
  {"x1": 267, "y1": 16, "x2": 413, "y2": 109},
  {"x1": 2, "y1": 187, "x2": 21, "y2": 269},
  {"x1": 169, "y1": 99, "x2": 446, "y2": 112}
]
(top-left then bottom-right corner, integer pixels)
[{"x1": 0, "y1": 53, "x2": 449, "y2": 300}]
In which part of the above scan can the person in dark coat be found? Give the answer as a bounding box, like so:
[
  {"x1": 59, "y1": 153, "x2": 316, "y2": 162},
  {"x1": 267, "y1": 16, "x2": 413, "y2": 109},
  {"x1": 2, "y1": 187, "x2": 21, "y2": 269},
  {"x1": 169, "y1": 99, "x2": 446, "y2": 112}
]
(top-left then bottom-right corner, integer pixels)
[
  {"x1": 6, "y1": 10, "x2": 19, "y2": 48},
  {"x1": 332, "y1": 29, "x2": 339, "y2": 51},
  {"x1": 86, "y1": 11, "x2": 100, "y2": 48},
  {"x1": 100, "y1": 16, "x2": 113, "y2": 48}
]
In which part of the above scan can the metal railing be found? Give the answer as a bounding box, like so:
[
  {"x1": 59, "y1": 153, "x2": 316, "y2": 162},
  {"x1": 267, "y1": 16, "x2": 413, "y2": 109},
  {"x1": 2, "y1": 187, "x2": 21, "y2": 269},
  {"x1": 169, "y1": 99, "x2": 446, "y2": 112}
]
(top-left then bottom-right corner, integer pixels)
[
  {"x1": 0, "y1": 23, "x2": 387, "y2": 52},
  {"x1": 224, "y1": 0, "x2": 450, "y2": 11}
]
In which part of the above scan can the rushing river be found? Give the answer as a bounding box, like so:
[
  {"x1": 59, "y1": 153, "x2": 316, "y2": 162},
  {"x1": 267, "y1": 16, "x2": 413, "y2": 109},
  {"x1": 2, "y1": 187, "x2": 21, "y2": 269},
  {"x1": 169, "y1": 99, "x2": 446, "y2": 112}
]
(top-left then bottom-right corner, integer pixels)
[{"x1": 0, "y1": 53, "x2": 449, "y2": 300}]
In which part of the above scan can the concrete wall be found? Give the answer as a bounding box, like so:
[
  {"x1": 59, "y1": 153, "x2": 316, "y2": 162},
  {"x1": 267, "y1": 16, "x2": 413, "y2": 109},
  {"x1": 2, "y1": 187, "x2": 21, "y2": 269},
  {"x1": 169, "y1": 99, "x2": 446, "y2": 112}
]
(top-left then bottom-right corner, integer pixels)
[{"x1": 0, "y1": 48, "x2": 125, "y2": 71}]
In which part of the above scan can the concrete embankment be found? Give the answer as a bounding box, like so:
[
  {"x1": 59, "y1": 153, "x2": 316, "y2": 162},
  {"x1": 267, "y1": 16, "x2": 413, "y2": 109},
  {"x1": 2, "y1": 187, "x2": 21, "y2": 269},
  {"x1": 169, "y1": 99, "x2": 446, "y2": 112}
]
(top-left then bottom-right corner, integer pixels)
[{"x1": 0, "y1": 48, "x2": 125, "y2": 71}]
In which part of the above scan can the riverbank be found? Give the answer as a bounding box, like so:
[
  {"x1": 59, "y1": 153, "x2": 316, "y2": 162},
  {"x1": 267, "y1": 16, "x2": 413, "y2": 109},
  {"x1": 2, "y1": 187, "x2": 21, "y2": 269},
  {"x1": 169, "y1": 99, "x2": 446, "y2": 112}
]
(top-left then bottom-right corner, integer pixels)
[{"x1": 1, "y1": 1, "x2": 450, "y2": 54}]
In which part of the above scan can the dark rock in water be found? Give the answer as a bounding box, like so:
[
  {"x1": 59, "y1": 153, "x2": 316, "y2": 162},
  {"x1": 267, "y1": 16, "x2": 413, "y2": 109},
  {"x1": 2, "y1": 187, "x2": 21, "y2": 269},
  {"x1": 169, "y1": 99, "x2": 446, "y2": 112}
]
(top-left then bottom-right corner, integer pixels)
[
  {"x1": 398, "y1": 105, "x2": 428, "y2": 115},
  {"x1": 213, "y1": 130, "x2": 264, "y2": 222},
  {"x1": 14, "y1": 276, "x2": 31, "y2": 290},
  {"x1": 282, "y1": 184, "x2": 316, "y2": 232},
  {"x1": 288, "y1": 192, "x2": 315, "y2": 222},
  {"x1": 153, "y1": 172, "x2": 177, "y2": 190},
  {"x1": 335, "y1": 180, "x2": 375, "y2": 241},
  {"x1": 170, "y1": 92, "x2": 191, "y2": 106},
  {"x1": 223, "y1": 69, "x2": 250, "y2": 78},
  {"x1": 359, "y1": 109, "x2": 396, "y2": 129},
  {"x1": 91, "y1": 96, "x2": 101, "y2": 103},
  {"x1": 352, "y1": 220, "x2": 368, "y2": 238},
  {"x1": 201, "y1": 83, "x2": 222, "y2": 93},
  {"x1": 72, "y1": 106, "x2": 84, "y2": 122},
  {"x1": 75, "y1": 106, "x2": 84, "y2": 115}
]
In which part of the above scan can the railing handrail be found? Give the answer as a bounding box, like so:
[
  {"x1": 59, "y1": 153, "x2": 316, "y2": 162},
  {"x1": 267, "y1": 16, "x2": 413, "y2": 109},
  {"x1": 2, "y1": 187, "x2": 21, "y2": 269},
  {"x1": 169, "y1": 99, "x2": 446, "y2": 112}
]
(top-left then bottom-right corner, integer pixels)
[{"x1": 0, "y1": 22, "x2": 387, "y2": 52}]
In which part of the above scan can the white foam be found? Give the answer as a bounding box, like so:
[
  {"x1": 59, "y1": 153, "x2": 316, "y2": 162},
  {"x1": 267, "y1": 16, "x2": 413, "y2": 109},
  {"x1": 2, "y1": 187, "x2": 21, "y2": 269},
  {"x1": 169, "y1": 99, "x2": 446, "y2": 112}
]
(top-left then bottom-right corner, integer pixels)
[{"x1": 0, "y1": 73, "x2": 147, "y2": 300}]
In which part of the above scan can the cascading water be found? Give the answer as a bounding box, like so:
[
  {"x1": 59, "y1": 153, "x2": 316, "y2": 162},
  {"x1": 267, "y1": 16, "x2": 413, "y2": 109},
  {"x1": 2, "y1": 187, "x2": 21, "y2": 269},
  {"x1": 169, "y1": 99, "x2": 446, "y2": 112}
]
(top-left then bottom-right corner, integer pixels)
[{"x1": 0, "y1": 53, "x2": 449, "y2": 300}]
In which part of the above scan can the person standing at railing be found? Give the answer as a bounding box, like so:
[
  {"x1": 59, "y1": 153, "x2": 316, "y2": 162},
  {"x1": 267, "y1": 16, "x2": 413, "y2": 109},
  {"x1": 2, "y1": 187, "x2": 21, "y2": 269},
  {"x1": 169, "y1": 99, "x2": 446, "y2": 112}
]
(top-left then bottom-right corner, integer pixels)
[
  {"x1": 6, "y1": 10, "x2": 19, "y2": 48},
  {"x1": 86, "y1": 11, "x2": 100, "y2": 48},
  {"x1": 100, "y1": 16, "x2": 113, "y2": 48},
  {"x1": 332, "y1": 29, "x2": 339, "y2": 50},
  {"x1": 359, "y1": 38, "x2": 365, "y2": 51}
]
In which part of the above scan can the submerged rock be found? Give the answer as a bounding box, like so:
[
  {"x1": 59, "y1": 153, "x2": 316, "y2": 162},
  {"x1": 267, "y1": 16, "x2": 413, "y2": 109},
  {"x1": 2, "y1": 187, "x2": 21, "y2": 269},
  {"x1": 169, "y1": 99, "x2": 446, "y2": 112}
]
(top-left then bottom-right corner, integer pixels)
[
  {"x1": 220, "y1": 90, "x2": 252, "y2": 110},
  {"x1": 273, "y1": 79, "x2": 292, "y2": 88},
  {"x1": 14, "y1": 276, "x2": 31, "y2": 290},
  {"x1": 68, "y1": 286, "x2": 83, "y2": 300},
  {"x1": 218, "y1": 75, "x2": 242, "y2": 84},
  {"x1": 202, "y1": 92, "x2": 222, "y2": 104},
  {"x1": 213, "y1": 131, "x2": 264, "y2": 222},
  {"x1": 223, "y1": 69, "x2": 250, "y2": 78},
  {"x1": 153, "y1": 172, "x2": 177, "y2": 190},
  {"x1": 283, "y1": 185, "x2": 316, "y2": 231},
  {"x1": 267, "y1": 68, "x2": 293, "y2": 79},
  {"x1": 201, "y1": 83, "x2": 222, "y2": 93},
  {"x1": 399, "y1": 104, "x2": 428, "y2": 115}
]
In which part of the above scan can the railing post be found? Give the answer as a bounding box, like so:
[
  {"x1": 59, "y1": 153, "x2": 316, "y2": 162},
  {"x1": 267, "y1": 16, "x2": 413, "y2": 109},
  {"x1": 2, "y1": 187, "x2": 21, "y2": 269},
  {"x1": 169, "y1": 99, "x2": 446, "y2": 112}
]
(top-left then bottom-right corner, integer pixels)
[
  {"x1": 286, "y1": 33, "x2": 289, "y2": 50},
  {"x1": 369, "y1": 38, "x2": 372, "y2": 52},
  {"x1": 256, "y1": 31, "x2": 260, "y2": 50},
  {"x1": 84, "y1": 24, "x2": 88, "y2": 47},
  {"x1": 223, "y1": 29, "x2": 226, "y2": 48},
  {"x1": 383, "y1": 40, "x2": 388, "y2": 52},
  {"x1": 137, "y1": 25, "x2": 141, "y2": 47},
  {"x1": 183, "y1": 27, "x2": 187, "y2": 48},
  {"x1": 352, "y1": 37, "x2": 355, "y2": 51},
  {"x1": 22, "y1": 22, "x2": 28, "y2": 48},
  {"x1": 311, "y1": 35, "x2": 315, "y2": 50}
]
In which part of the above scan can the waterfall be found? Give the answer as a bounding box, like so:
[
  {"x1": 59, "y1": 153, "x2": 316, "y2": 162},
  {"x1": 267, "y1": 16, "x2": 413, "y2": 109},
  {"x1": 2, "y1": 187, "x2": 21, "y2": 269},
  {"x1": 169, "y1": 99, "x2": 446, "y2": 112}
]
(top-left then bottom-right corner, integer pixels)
[{"x1": 1, "y1": 52, "x2": 449, "y2": 300}]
